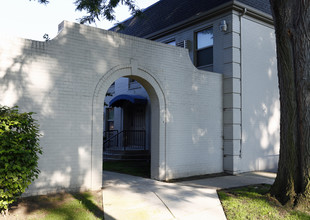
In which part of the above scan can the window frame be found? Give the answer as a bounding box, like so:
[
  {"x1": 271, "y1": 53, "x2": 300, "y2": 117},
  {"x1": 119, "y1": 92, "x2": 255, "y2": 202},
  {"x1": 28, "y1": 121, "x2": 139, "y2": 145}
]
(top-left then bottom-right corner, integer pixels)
[{"x1": 194, "y1": 27, "x2": 214, "y2": 68}]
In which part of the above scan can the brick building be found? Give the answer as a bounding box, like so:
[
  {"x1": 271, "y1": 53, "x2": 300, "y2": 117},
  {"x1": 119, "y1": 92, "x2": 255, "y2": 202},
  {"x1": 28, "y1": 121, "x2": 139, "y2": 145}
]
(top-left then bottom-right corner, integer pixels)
[{"x1": 0, "y1": 0, "x2": 279, "y2": 195}]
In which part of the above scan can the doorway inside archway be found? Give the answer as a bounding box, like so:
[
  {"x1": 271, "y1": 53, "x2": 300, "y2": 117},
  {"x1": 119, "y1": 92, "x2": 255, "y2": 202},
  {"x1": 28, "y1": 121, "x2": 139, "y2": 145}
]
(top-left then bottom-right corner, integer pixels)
[{"x1": 102, "y1": 77, "x2": 151, "y2": 178}]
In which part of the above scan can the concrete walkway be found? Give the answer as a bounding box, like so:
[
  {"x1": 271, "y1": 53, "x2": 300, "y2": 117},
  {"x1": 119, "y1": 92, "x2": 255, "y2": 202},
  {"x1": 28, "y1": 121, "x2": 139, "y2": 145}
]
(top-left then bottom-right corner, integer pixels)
[{"x1": 103, "y1": 171, "x2": 276, "y2": 220}]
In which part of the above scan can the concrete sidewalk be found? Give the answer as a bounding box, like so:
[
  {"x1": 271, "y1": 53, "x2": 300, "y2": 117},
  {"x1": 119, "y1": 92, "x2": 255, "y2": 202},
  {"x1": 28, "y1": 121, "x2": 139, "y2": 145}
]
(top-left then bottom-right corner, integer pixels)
[{"x1": 102, "y1": 171, "x2": 276, "y2": 220}]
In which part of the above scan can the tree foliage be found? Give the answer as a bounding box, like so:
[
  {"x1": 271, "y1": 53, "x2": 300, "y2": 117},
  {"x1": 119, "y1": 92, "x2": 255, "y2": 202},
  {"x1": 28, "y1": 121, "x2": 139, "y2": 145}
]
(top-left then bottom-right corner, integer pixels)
[
  {"x1": 0, "y1": 106, "x2": 42, "y2": 213},
  {"x1": 31, "y1": 0, "x2": 142, "y2": 25},
  {"x1": 29, "y1": 0, "x2": 49, "y2": 4},
  {"x1": 75, "y1": 0, "x2": 142, "y2": 24}
]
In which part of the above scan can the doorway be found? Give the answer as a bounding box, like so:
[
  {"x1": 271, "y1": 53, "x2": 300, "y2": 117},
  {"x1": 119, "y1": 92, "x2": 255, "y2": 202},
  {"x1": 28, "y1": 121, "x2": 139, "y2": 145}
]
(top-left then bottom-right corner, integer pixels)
[{"x1": 103, "y1": 77, "x2": 151, "y2": 177}]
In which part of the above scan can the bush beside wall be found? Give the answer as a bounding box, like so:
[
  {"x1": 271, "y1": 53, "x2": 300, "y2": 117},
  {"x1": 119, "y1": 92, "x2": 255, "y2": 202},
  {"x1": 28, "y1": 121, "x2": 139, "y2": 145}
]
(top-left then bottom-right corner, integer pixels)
[{"x1": 0, "y1": 106, "x2": 42, "y2": 213}]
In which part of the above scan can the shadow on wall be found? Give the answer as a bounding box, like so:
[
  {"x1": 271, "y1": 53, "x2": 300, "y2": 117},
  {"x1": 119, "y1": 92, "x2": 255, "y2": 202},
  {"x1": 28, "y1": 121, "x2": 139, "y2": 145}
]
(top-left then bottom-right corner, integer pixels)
[
  {"x1": 241, "y1": 24, "x2": 280, "y2": 171},
  {"x1": 245, "y1": 98, "x2": 280, "y2": 171},
  {"x1": 0, "y1": 22, "x2": 124, "y2": 194},
  {"x1": 1, "y1": 20, "x2": 223, "y2": 192}
]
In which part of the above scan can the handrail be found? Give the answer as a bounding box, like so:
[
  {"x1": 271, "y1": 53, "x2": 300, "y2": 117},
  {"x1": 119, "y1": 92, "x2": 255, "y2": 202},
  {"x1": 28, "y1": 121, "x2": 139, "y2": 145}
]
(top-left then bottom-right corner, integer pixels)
[
  {"x1": 103, "y1": 130, "x2": 122, "y2": 145},
  {"x1": 103, "y1": 130, "x2": 146, "y2": 151}
]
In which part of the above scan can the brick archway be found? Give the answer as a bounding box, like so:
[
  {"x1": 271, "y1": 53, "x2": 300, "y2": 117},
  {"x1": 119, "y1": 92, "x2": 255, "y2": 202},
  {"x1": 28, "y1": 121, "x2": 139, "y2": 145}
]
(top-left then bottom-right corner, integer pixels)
[{"x1": 91, "y1": 61, "x2": 167, "y2": 189}]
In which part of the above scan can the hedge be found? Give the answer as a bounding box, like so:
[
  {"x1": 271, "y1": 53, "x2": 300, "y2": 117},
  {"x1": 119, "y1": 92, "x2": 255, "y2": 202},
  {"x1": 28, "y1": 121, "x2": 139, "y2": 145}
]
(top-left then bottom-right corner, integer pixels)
[{"x1": 0, "y1": 106, "x2": 42, "y2": 213}]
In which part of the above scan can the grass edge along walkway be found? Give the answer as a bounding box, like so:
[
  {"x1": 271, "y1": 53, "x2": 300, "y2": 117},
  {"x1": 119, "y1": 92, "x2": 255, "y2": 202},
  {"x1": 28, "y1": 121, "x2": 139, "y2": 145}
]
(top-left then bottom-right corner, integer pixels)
[{"x1": 218, "y1": 184, "x2": 310, "y2": 220}]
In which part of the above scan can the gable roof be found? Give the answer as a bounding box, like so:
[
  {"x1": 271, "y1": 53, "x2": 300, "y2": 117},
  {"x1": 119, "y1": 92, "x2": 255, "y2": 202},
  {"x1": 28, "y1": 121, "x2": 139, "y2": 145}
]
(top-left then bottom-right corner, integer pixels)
[{"x1": 110, "y1": 0, "x2": 272, "y2": 39}]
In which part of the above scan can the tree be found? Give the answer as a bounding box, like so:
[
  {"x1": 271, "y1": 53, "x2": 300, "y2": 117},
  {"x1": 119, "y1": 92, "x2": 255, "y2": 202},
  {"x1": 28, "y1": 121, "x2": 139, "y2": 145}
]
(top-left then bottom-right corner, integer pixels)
[
  {"x1": 32, "y1": 0, "x2": 142, "y2": 24},
  {"x1": 269, "y1": 0, "x2": 310, "y2": 207}
]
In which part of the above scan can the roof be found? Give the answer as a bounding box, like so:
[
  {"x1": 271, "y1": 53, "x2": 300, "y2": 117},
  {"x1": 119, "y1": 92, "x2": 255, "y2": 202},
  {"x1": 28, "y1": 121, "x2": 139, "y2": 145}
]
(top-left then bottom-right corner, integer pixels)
[
  {"x1": 237, "y1": 0, "x2": 271, "y2": 15},
  {"x1": 110, "y1": 0, "x2": 272, "y2": 38}
]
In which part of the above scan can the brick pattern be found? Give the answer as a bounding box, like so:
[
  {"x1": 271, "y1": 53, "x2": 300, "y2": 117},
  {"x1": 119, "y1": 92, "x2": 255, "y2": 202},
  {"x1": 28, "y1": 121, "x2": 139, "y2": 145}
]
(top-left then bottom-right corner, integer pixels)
[{"x1": 0, "y1": 21, "x2": 223, "y2": 194}]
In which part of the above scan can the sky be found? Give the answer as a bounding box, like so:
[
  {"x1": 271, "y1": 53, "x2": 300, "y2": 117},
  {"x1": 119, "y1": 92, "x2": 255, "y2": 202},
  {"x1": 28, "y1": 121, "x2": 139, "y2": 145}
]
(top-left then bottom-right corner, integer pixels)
[{"x1": 0, "y1": 0, "x2": 159, "y2": 41}]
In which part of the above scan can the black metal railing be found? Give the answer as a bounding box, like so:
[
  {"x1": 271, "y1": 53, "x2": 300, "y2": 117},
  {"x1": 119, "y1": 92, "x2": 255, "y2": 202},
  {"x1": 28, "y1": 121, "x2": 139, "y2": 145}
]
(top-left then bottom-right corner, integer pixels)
[
  {"x1": 103, "y1": 130, "x2": 119, "y2": 149},
  {"x1": 103, "y1": 130, "x2": 146, "y2": 151}
]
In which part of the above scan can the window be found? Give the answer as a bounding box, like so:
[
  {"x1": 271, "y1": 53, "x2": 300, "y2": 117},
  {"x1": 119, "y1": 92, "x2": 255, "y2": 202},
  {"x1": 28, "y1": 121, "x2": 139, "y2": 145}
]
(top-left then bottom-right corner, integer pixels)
[
  {"x1": 196, "y1": 27, "x2": 213, "y2": 67},
  {"x1": 106, "y1": 108, "x2": 114, "y2": 130},
  {"x1": 107, "y1": 108, "x2": 114, "y2": 120},
  {"x1": 129, "y1": 78, "x2": 141, "y2": 89},
  {"x1": 166, "y1": 40, "x2": 176, "y2": 46}
]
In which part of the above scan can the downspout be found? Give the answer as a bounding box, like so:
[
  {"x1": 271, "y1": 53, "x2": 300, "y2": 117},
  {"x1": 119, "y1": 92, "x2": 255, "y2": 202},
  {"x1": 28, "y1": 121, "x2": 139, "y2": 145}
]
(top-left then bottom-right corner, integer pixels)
[{"x1": 239, "y1": 8, "x2": 247, "y2": 158}]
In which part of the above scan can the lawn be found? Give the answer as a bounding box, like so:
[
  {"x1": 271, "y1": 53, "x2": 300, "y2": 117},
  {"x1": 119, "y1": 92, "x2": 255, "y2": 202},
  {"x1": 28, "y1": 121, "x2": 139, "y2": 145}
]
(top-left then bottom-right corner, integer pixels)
[
  {"x1": 3, "y1": 190, "x2": 103, "y2": 220},
  {"x1": 2, "y1": 160, "x2": 149, "y2": 219},
  {"x1": 103, "y1": 160, "x2": 150, "y2": 178},
  {"x1": 218, "y1": 184, "x2": 310, "y2": 220}
]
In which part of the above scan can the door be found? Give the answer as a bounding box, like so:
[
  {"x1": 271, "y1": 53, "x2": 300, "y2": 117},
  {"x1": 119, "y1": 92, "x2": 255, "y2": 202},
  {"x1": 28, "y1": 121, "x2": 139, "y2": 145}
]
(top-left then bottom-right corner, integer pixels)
[{"x1": 123, "y1": 104, "x2": 146, "y2": 147}]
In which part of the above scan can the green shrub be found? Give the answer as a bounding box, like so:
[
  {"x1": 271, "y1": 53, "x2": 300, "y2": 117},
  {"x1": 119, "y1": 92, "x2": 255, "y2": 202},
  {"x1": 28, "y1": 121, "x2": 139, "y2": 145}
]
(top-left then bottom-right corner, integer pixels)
[{"x1": 0, "y1": 106, "x2": 42, "y2": 213}]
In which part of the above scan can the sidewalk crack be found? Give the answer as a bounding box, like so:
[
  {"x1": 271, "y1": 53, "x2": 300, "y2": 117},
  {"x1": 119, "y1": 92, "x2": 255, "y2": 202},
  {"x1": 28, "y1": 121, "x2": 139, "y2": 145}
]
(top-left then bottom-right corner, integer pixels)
[{"x1": 153, "y1": 192, "x2": 176, "y2": 219}]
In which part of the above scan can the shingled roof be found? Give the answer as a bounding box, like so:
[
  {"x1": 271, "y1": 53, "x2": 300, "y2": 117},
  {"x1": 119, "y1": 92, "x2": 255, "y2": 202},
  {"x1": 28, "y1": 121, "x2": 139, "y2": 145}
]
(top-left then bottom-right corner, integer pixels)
[
  {"x1": 110, "y1": 0, "x2": 272, "y2": 38},
  {"x1": 237, "y1": 0, "x2": 271, "y2": 15}
]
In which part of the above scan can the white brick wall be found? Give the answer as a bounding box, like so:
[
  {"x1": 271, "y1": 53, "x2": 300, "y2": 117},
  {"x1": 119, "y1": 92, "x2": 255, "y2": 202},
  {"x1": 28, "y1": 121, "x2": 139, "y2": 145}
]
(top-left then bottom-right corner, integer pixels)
[{"x1": 0, "y1": 21, "x2": 223, "y2": 195}]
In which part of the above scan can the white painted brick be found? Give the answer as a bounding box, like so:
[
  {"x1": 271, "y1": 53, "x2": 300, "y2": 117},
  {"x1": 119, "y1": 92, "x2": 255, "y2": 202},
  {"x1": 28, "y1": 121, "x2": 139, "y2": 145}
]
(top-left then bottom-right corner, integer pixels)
[
  {"x1": 0, "y1": 15, "x2": 279, "y2": 194},
  {"x1": 0, "y1": 20, "x2": 223, "y2": 193}
]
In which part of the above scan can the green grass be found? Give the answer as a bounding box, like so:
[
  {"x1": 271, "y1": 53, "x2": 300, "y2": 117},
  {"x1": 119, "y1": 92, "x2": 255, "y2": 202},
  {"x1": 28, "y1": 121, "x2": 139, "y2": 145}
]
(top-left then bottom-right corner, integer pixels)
[
  {"x1": 218, "y1": 184, "x2": 310, "y2": 220},
  {"x1": 7, "y1": 191, "x2": 103, "y2": 220},
  {"x1": 39, "y1": 192, "x2": 103, "y2": 220},
  {"x1": 103, "y1": 160, "x2": 150, "y2": 178}
]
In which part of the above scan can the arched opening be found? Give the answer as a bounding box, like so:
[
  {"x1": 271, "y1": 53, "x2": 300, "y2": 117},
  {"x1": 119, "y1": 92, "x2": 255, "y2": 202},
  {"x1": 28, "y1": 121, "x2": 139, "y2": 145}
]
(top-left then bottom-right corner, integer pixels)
[
  {"x1": 103, "y1": 77, "x2": 151, "y2": 177},
  {"x1": 91, "y1": 63, "x2": 166, "y2": 190}
]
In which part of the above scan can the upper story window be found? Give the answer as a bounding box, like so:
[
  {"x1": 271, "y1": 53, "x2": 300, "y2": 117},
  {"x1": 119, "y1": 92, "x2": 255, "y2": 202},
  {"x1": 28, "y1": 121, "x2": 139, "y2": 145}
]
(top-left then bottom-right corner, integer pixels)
[
  {"x1": 129, "y1": 78, "x2": 141, "y2": 89},
  {"x1": 196, "y1": 27, "x2": 213, "y2": 67},
  {"x1": 166, "y1": 40, "x2": 176, "y2": 46}
]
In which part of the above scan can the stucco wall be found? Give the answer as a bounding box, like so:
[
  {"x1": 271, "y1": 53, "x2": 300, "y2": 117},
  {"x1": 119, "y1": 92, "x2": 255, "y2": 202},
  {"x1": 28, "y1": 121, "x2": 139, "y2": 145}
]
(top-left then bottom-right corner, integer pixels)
[
  {"x1": 240, "y1": 16, "x2": 279, "y2": 172},
  {"x1": 0, "y1": 21, "x2": 223, "y2": 195}
]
